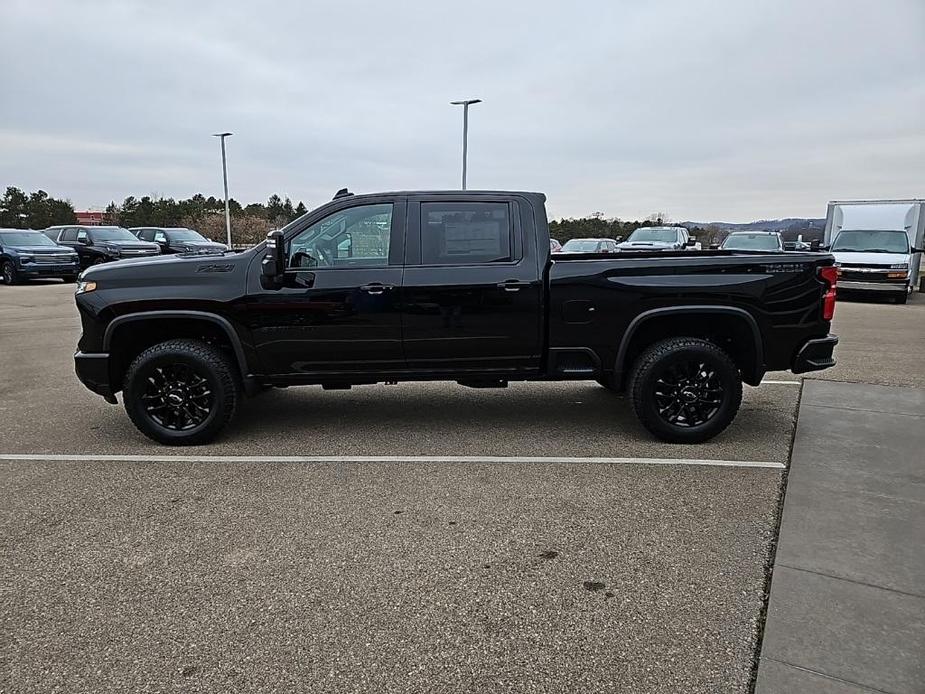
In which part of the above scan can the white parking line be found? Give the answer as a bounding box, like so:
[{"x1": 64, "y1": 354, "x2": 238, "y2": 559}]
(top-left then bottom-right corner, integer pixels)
[
  {"x1": 759, "y1": 380, "x2": 802, "y2": 385},
  {"x1": 0, "y1": 453, "x2": 786, "y2": 469}
]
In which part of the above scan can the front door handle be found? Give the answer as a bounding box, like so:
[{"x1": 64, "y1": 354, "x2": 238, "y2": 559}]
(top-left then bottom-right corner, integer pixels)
[
  {"x1": 497, "y1": 280, "x2": 530, "y2": 292},
  {"x1": 360, "y1": 283, "x2": 395, "y2": 295}
]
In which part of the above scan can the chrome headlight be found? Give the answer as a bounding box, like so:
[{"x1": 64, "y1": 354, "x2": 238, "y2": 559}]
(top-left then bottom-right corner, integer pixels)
[
  {"x1": 75, "y1": 279, "x2": 97, "y2": 294},
  {"x1": 104, "y1": 246, "x2": 121, "y2": 256},
  {"x1": 18, "y1": 254, "x2": 34, "y2": 263}
]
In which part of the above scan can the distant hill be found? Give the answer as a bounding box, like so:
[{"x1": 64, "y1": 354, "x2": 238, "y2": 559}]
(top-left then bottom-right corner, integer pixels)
[{"x1": 680, "y1": 218, "x2": 826, "y2": 241}]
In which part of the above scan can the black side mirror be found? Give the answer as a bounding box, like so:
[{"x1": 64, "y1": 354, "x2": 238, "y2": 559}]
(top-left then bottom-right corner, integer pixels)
[
  {"x1": 911, "y1": 247, "x2": 924, "y2": 253},
  {"x1": 261, "y1": 230, "x2": 286, "y2": 289},
  {"x1": 810, "y1": 239, "x2": 821, "y2": 251},
  {"x1": 78, "y1": 236, "x2": 90, "y2": 245}
]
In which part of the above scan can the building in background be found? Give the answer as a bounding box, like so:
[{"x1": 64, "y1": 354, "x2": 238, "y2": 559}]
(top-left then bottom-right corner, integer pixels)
[{"x1": 75, "y1": 211, "x2": 104, "y2": 226}]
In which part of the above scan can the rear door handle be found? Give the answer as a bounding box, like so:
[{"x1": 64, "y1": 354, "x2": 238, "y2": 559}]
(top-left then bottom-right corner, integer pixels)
[
  {"x1": 360, "y1": 283, "x2": 395, "y2": 295},
  {"x1": 497, "y1": 280, "x2": 530, "y2": 292}
]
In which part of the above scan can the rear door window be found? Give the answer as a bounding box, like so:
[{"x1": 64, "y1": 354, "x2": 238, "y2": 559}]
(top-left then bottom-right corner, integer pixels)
[
  {"x1": 420, "y1": 202, "x2": 511, "y2": 265},
  {"x1": 59, "y1": 228, "x2": 77, "y2": 242}
]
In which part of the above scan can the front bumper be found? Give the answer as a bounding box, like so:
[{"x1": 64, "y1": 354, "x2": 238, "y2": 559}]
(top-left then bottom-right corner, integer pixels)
[
  {"x1": 838, "y1": 279, "x2": 909, "y2": 294},
  {"x1": 19, "y1": 263, "x2": 80, "y2": 278},
  {"x1": 792, "y1": 335, "x2": 838, "y2": 374},
  {"x1": 75, "y1": 351, "x2": 117, "y2": 402}
]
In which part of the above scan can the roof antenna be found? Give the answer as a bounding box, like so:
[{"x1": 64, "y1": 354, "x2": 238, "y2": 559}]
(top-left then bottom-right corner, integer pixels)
[{"x1": 333, "y1": 188, "x2": 353, "y2": 200}]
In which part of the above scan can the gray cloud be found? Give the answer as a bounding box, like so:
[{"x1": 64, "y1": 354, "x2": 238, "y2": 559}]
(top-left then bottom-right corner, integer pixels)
[{"x1": 1, "y1": 0, "x2": 922, "y2": 221}]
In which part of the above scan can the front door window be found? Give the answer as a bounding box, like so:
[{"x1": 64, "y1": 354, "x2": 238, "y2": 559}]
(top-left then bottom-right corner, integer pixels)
[{"x1": 288, "y1": 204, "x2": 393, "y2": 269}]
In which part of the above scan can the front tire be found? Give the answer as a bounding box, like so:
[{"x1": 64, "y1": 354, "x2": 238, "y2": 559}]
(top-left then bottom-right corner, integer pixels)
[
  {"x1": 1, "y1": 260, "x2": 18, "y2": 285},
  {"x1": 628, "y1": 337, "x2": 742, "y2": 443},
  {"x1": 123, "y1": 339, "x2": 239, "y2": 445}
]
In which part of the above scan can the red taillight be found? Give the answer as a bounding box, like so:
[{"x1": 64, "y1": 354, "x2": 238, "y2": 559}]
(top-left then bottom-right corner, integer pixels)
[{"x1": 819, "y1": 265, "x2": 838, "y2": 320}]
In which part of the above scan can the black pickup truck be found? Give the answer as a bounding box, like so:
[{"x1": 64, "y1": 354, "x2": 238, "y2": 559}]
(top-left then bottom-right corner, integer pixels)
[{"x1": 73, "y1": 190, "x2": 838, "y2": 445}]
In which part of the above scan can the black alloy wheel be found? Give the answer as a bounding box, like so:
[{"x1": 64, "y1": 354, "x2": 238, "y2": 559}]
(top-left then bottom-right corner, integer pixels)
[
  {"x1": 651, "y1": 360, "x2": 724, "y2": 427},
  {"x1": 628, "y1": 337, "x2": 742, "y2": 443},
  {"x1": 123, "y1": 339, "x2": 239, "y2": 445},
  {"x1": 141, "y1": 362, "x2": 214, "y2": 431}
]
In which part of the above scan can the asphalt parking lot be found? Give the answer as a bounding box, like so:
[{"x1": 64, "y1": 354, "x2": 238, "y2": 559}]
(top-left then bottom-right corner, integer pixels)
[{"x1": 1, "y1": 283, "x2": 922, "y2": 693}]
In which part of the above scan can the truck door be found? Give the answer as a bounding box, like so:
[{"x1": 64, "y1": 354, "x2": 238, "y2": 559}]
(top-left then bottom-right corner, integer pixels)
[
  {"x1": 401, "y1": 197, "x2": 542, "y2": 373},
  {"x1": 245, "y1": 197, "x2": 406, "y2": 375}
]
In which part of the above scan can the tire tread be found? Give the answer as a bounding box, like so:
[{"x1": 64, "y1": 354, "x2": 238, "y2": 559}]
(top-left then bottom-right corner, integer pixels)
[
  {"x1": 628, "y1": 337, "x2": 742, "y2": 443},
  {"x1": 123, "y1": 338, "x2": 238, "y2": 445}
]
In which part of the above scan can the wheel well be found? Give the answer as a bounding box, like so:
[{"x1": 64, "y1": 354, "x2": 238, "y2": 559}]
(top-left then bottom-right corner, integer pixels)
[
  {"x1": 107, "y1": 318, "x2": 240, "y2": 391},
  {"x1": 618, "y1": 313, "x2": 761, "y2": 386}
]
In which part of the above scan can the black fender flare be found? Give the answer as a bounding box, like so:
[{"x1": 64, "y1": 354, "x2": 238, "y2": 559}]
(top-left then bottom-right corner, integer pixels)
[
  {"x1": 613, "y1": 305, "x2": 765, "y2": 385},
  {"x1": 102, "y1": 310, "x2": 251, "y2": 379}
]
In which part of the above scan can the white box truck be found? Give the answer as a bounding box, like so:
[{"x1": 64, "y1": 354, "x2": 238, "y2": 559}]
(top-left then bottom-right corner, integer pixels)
[{"x1": 823, "y1": 199, "x2": 925, "y2": 304}]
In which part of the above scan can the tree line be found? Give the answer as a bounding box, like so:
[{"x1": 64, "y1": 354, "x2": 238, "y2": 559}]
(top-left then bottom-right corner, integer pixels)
[
  {"x1": 0, "y1": 186, "x2": 311, "y2": 245},
  {"x1": 0, "y1": 187, "x2": 77, "y2": 229},
  {"x1": 4, "y1": 184, "x2": 739, "y2": 246}
]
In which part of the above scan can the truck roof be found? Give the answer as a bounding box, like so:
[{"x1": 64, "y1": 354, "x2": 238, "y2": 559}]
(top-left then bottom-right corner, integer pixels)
[{"x1": 329, "y1": 189, "x2": 547, "y2": 202}]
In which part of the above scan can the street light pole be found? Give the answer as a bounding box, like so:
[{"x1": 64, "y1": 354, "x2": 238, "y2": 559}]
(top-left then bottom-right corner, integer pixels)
[
  {"x1": 450, "y1": 99, "x2": 481, "y2": 190},
  {"x1": 212, "y1": 132, "x2": 233, "y2": 247}
]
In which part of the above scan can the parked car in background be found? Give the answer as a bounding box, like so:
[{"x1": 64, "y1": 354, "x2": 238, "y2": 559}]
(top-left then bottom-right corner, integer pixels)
[
  {"x1": 617, "y1": 226, "x2": 697, "y2": 251},
  {"x1": 784, "y1": 240, "x2": 812, "y2": 251},
  {"x1": 823, "y1": 199, "x2": 925, "y2": 304},
  {"x1": 0, "y1": 229, "x2": 80, "y2": 285},
  {"x1": 550, "y1": 238, "x2": 562, "y2": 253},
  {"x1": 559, "y1": 238, "x2": 619, "y2": 253},
  {"x1": 717, "y1": 231, "x2": 784, "y2": 252},
  {"x1": 43, "y1": 226, "x2": 160, "y2": 270},
  {"x1": 131, "y1": 227, "x2": 228, "y2": 255}
]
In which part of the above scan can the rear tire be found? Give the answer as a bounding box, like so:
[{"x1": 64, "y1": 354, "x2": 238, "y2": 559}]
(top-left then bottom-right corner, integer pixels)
[
  {"x1": 628, "y1": 337, "x2": 742, "y2": 444},
  {"x1": 1, "y1": 260, "x2": 18, "y2": 285},
  {"x1": 123, "y1": 339, "x2": 239, "y2": 445}
]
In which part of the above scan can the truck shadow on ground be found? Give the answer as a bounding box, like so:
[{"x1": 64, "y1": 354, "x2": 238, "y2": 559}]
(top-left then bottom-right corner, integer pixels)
[{"x1": 198, "y1": 380, "x2": 799, "y2": 460}]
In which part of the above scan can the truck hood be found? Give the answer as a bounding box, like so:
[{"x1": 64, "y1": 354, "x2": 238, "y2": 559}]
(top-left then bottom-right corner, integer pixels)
[
  {"x1": 81, "y1": 249, "x2": 244, "y2": 278},
  {"x1": 617, "y1": 240, "x2": 678, "y2": 250},
  {"x1": 172, "y1": 241, "x2": 229, "y2": 252},
  {"x1": 832, "y1": 251, "x2": 909, "y2": 266},
  {"x1": 101, "y1": 240, "x2": 161, "y2": 250}
]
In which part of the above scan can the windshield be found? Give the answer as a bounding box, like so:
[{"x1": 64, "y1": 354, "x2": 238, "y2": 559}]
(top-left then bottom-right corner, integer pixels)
[
  {"x1": 89, "y1": 227, "x2": 138, "y2": 242},
  {"x1": 831, "y1": 230, "x2": 909, "y2": 254},
  {"x1": 722, "y1": 233, "x2": 781, "y2": 251},
  {"x1": 167, "y1": 229, "x2": 207, "y2": 241},
  {"x1": 561, "y1": 239, "x2": 600, "y2": 252},
  {"x1": 626, "y1": 228, "x2": 678, "y2": 243},
  {"x1": 0, "y1": 231, "x2": 57, "y2": 247}
]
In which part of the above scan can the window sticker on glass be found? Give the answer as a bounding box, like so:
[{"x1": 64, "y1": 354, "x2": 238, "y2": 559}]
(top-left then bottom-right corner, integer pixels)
[{"x1": 421, "y1": 203, "x2": 511, "y2": 265}]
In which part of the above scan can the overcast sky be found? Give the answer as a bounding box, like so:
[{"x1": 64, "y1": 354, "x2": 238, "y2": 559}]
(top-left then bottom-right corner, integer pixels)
[{"x1": 1, "y1": 0, "x2": 922, "y2": 222}]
